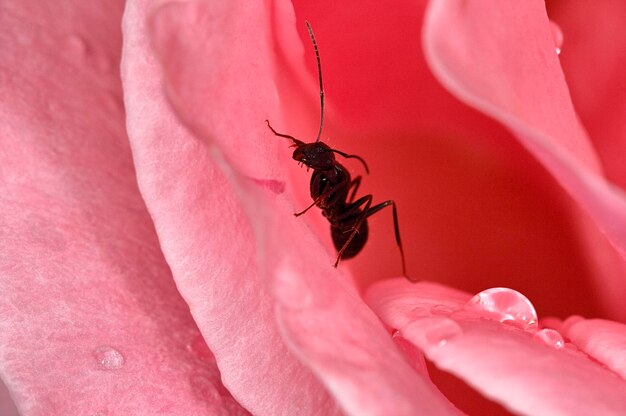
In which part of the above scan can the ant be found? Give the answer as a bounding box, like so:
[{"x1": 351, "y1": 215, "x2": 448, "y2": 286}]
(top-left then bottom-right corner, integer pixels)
[{"x1": 266, "y1": 21, "x2": 407, "y2": 277}]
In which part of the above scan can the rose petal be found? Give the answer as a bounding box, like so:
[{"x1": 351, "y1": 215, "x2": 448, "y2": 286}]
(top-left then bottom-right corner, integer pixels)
[
  {"x1": 424, "y1": 0, "x2": 601, "y2": 171},
  {"x1": 265, "y1": 1, "x2": 612, "y2": 323},
  {"x1": 147, "y1": 1, "x2": 464, "y2": 414},
  {"x1": 0, "y1": 378, "x2": 19, "y2": 416},
  {"x1": 564, "y1": 319, "x2": 626, "y2": 380},
  {"x1": 123, "y1": 1, "x2": 343, "y2": 414},
  {"x1": 548, "y1": 1, "x2": 626, "y2": 189},
  {"x1": 0, "y1": 0, "x2": 242, "y2": 414},
  {"x1": 423, "y1": 0, "x2": 626, "y2": 319},
  {"x1": 367, "y1": 279, "x2": 626, "y2": 415}
]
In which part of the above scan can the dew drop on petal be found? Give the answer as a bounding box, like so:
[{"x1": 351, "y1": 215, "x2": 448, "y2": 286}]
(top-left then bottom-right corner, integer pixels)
[
  {"x1": 404, "y1": 317, "x2": 462, "y2": 348},
  {"x1": 93, "y1": 346, "x2": 125, "y2": 370},
  {"x1": 534, "y1": 328, "x2": 565, "y2": 349},
  {"x1": 549, "y1": 20, "x2": 564, "y2": 55},
  {"x1": 465, "y1": 287, "x2": 538, "y2": 330}
]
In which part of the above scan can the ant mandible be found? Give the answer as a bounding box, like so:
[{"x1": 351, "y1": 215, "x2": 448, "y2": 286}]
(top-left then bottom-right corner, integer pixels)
[{"x1": 266, "y1": 21, "x2": 407, "y2": 277}]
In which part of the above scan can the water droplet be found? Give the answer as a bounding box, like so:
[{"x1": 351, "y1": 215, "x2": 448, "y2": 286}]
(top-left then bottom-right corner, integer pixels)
[
  {"x1": 403, "y1": 317, "x2": 462, "y2": 348},
  {"x1": 549, "y1": 20, "x2": 564, "y2": 55},
  {"x1": 465, "y1": 287, "x2": 538, "y2": 330},
  {"x1": 93, "y1": 346, "x2": 125, "y2": 370},
  {"x1": 534, "y1": 328, "x2": 564, "y2": 349},
  {"x1": 187, "y1": 334, "x2": 215, "y2": 363}
]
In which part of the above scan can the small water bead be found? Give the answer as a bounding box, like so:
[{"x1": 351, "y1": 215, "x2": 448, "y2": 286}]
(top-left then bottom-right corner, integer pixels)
[
  {"x1": 534, "y1": 328, "x2": 565, "y2": 349},
  {"x1": 93, "y1": 346, "x2": 125, "y2": 370},
  {"x1": 465, "y1": 287, "x2": 538, "y2": 330},
  {"x1": 549, "y1": 20, "x2": 564, "y2": 55}
]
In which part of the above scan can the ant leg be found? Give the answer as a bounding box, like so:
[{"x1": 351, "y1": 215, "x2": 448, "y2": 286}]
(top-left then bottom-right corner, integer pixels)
[
  {"x1": 363, "y1": 200, "x2": 408, "y2": 278},
  {"x1": 347, "y1": 176, "x2": 362, "y2": 203},
  {"x1": 334, "y1": 195, "x2": 373, "y2": 267},
  {"x1": 295, "y1": 175, "x2": 349, "y2": 217},
  {"x1": 294, "y1": 199, "x2": 318, "y2": 217},
  {"x1": 265, "y1": 120, "x2": 304, "y2": 146}
]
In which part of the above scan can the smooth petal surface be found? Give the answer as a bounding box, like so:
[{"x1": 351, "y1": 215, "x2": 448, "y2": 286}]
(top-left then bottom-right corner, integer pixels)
[
  {"x1": 122, "y1": 1, "x2": 334, "y2": 414},
  {"x1": 367, "y1": 280, "x2": 626, "y2": 415},
  {"x1": 147, "y1": 1, "x2": 462, "y2": 414},
  {"x1": 0, "y1": 1, "x2": 242, "y2": 415},
  {"x1": 564, "y1": 319, "x2": 626, "y2": 380},
  {"x1": 548, "y1": 1, "x2": 626, "y2": 189},
  {"x1": 423, "y1": 0, "x2": 626, "y2": 319},
  {"x1": 275, "y1": 0, "x2": 611, "y2": 322}
]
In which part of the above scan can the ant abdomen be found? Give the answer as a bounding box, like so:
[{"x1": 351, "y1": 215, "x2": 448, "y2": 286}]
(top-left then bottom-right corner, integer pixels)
[{"x1": 331, "y1": 220, "x2": 369, "y2": 260}]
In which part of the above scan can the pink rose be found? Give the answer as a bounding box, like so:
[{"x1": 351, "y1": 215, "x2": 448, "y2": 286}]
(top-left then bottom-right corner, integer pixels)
[{"x1": 2, "y1": 0, "x2": 626, "y2": 415}]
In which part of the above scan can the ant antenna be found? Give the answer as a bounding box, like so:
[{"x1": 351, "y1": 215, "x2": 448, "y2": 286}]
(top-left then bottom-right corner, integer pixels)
[{"x1": 306, "y1": 21, "x2": 325, "y2": 143}]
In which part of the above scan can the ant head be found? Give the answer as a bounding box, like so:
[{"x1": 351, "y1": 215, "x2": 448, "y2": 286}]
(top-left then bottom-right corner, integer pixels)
[{"x1": 292, "y1": 142, "x2": 336, "y2": 170}]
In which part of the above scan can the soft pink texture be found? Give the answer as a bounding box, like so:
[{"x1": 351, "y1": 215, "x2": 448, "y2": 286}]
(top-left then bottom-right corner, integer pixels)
[
  {"x1": 564, "y1": 318, "x2": 626, "y2": 380},
  {"x1": 287, "y1": 0, "x2": 613, "y2": 322},
  {"x1": 0, "y1": 1, "x2": 245, "y2": 415},
  {"x1": 121, "y1": 0, "x2": 339, "y2": 414},
  {"x1": 548, "y1": 1, "x2": 626, "y2": 190},
  {"x1": 3, "y1": 0, "x2": 626, "y2": 414},
  {"x1": 422, "y1": 0, "x2": 626, "y2": 319},
  {"x1": 145, "y1": 1, "x2": 462, "y2": 414},
  {"x1": 366, "y1": 280, "x2": 626, "y2": 415},
  {"x1": 0, "y1": 379, "x2": 19, "y2": 416}
]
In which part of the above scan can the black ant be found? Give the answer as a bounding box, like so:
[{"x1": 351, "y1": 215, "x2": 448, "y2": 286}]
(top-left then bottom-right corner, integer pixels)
[{"x1": 266, "y1": 21, "x2": 407, "y2": 277}]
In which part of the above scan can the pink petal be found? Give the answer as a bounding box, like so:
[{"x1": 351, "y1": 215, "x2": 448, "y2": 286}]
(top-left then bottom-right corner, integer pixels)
[
  {"x1": 0, "y1": 0, "x2": 243, "y2": 414},
  {"x1": 423, "y1": 0, "x2": 626, "y2": 319},
  {"x1": 367, "y1": 280, "x2": 626, "y2": 415},
  {"x1": 122, "y1": 1, "x2": 337, "y2": 414},
  {"x1": 564, "y1": 318, "x2": 626, "y2": 380},
  {"x1": 424, "y1": 0, "x2": 600, "y2": 171},
  {"x1": 0, "y1": 379, "x2": 19, "y2": 416},
  {"x1": 548, "y1": 1, "x2": 626, "y2": 189},
  {"x1": 147, "y1": 1, "x2": 463, "y2": 414},
  {"x1": 269, "y1": 1, "x2": 612, "y2": 322}
]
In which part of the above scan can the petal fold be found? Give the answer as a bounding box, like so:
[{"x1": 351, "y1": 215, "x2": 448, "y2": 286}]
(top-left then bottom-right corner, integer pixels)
[
  {"x1": 367, "y1": 280, "x2": 626, "y2": 415},
  {"x1": 122, "y1": 0, "x2": 339, "y2": 414},
  {"x1": 0, "y1": 0, "x2": 241, "y2": 414},
  {"x1": 146, "y1": 0, "x2": 462, "y2": 414},
  {"x1": 423, "y1": 0, "x2": 626, "y2": 319},
  {"x1": 564, "y1": 318, "x2": 626, "y2": 380}
]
